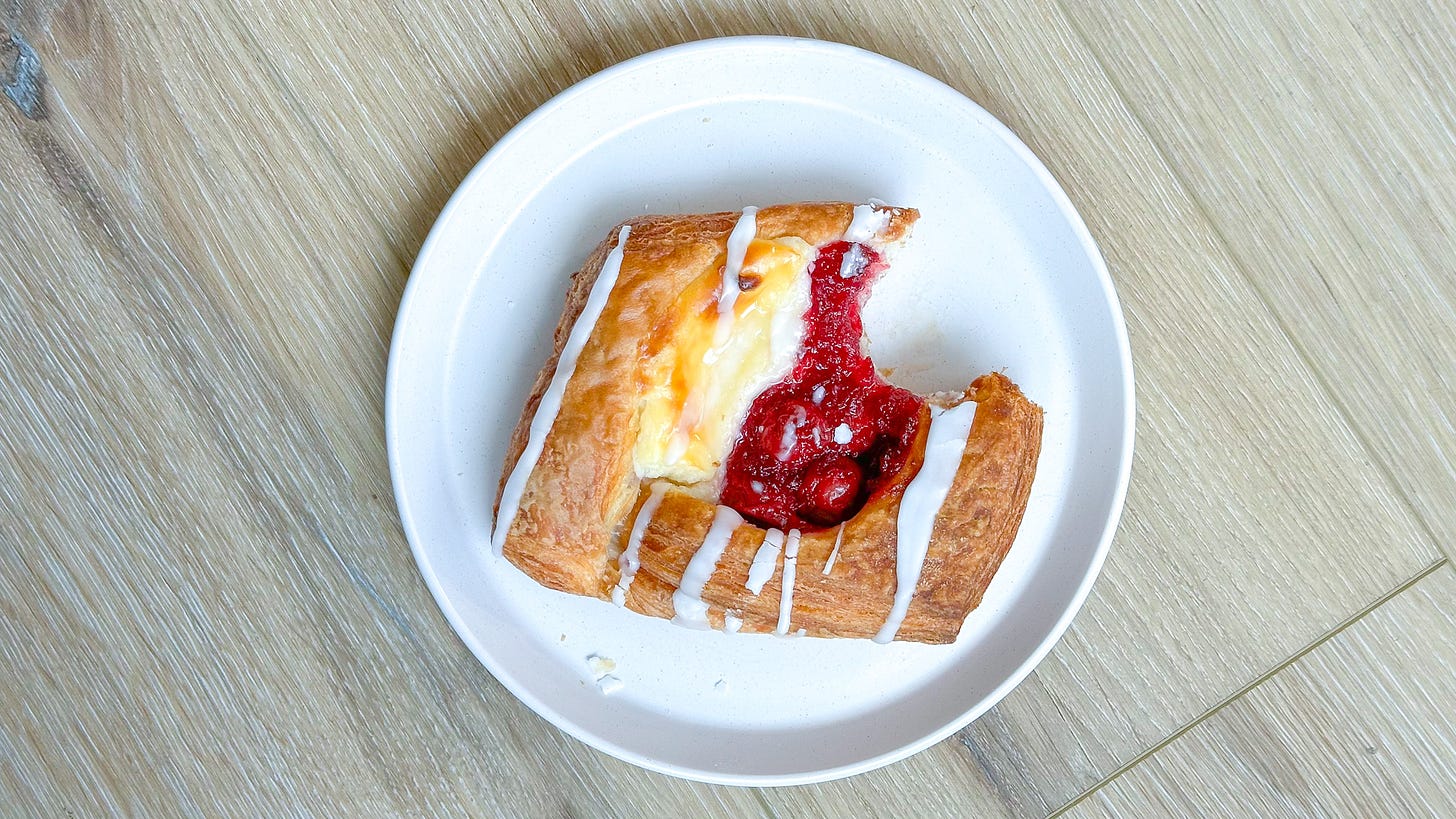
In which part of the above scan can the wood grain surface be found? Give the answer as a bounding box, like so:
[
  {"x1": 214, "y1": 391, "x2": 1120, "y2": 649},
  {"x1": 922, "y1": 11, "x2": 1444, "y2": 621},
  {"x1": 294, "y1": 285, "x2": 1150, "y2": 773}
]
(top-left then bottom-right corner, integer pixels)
[
  {"x1": 3, "y1": 0, "x2": 1453, "y2": 815},
  {"x1": 1062, "y1": 0, "x2": 1456, "y2": 551},
  {"x1": 1067, "y1": 565, "x2": 1456, "y2": 817}
]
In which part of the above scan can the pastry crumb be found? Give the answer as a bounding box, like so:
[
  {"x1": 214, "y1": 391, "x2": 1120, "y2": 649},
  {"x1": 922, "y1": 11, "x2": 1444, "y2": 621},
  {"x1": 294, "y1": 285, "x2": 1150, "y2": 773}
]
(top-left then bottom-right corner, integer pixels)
[
  {"x1": 586, "y1": 653, "x2": 617, "y2": 679},
  {"x1": 596, "y1": 675, "x2": 624, "y2": 695}
]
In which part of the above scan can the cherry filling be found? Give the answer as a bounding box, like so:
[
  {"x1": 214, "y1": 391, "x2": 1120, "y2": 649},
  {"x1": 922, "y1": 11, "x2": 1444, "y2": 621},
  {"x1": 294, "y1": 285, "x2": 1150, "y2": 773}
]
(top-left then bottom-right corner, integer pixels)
[{"x1": 720, "y1": 241, "x2": 926, "y2": 530}]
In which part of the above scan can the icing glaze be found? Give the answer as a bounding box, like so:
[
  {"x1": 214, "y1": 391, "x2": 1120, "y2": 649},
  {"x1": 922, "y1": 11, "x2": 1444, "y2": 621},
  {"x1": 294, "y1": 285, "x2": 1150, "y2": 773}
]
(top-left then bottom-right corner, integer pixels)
[
  {"x1": 710, "y1": 207, "x2": 760, "y2": 352},
  {"x1": 492, "y1": 226, "x2": 631, "y2": 554},
  {"x1": 612, "y1": 481, "x2": 669, "y2": 606},
  {"x1": 672, "y1": 505, "x2": 742, "y2": 628},
  {"x1": 874, "y1": 402, "x2": 978, "y2": 643},
  {"x1": 745, "y1": 528, "x2": 784, "y2": 595},
  {"x1": 775, "y1": 529, "x2": 802, "y2": 635},
  {"x1": 822, "y1": 522, "x2": 845, "y2": 576},
  {"x1": 844, "y1": 203, "x2": 890, "y2": 244},
  {"x1": 837, "y1": 243, "x2": 868, "y2": 279},
  {"x1": 776, "y1": 417, "x2": 799, "y2": 461},
  {"x1": 665, "y1": 206, "x2": 762, "y2": 468}
]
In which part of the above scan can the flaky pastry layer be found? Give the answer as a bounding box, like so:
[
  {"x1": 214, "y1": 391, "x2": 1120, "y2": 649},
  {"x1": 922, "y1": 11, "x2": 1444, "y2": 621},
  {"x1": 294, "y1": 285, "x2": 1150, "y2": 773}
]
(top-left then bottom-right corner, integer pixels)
[{"x1": 493, "y1": 202, "x2": 1041, "y2": 643}]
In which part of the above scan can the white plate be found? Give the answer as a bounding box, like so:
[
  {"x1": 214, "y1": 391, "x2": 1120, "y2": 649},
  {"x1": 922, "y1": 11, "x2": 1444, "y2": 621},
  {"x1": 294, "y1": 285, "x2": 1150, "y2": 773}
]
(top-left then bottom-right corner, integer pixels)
[{"x1": 387, "y1": 36, "x2": 1134, "y2": 785}]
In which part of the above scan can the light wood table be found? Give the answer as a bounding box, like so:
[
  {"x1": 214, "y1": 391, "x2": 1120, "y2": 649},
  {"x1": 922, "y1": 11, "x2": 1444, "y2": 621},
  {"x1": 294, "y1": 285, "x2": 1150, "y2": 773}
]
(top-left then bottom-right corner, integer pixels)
[{"x1": 4, "y1": 1, "x2": 1454, "y2": 815}]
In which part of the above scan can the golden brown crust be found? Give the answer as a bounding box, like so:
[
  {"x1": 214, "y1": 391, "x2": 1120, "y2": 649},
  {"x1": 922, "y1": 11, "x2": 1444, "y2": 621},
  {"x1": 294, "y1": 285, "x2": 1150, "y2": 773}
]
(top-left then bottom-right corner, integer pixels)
[
  {"x1": 622, "y1": 374, "x2": 1042, "y2": 643},
  {"x1": 493, "y1": 202, "x2": 1042, "y2": 643},
  {"x1": 495, "y1": 202, "x2": 915, "y2": 596}
]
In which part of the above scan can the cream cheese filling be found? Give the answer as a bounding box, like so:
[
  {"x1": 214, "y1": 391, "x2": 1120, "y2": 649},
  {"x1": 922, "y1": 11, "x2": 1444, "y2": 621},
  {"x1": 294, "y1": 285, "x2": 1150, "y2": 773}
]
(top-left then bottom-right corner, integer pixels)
[{"x1": 633, "y1": 233, "x2": 813, "y2": 490}]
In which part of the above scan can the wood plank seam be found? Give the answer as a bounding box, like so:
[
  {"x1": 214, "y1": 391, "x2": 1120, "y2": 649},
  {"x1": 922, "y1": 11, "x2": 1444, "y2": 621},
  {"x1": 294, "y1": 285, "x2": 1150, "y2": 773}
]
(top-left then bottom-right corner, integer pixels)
[
  {"x1": 1050, "y1": 0, "x2": 1450, "y2": 562},
  {"x1": 1047, "y1": 557, "x2": 1450, "y2": 817}
]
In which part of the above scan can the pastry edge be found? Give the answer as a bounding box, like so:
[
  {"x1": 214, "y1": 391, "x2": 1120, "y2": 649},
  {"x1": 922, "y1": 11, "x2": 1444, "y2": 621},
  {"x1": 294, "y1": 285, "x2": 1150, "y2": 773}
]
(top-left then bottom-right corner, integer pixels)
[{"x1": 491, "y1": 202, "x2": 1043, "y2": 643}]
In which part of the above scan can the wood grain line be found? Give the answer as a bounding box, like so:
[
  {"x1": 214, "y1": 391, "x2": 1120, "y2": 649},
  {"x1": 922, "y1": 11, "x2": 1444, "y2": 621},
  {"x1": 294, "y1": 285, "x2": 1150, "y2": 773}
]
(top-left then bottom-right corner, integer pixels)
[
  {"x1": 1069, "y1": 562, "x2": 1456, "y2": 816},
  {"x1": 1050, "y1": 556, "x2": 1450, "y2": 817}
]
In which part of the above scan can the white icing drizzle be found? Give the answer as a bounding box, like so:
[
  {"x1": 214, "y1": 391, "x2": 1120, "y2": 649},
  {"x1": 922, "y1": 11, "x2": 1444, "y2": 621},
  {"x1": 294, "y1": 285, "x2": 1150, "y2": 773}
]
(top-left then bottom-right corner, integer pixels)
[
  {"x1": 665, "y1": 390, "x2": 702, "y2": 465},
  {"x1": 775, "y1": 529, "x2": 801, "y2": 635},
  {"x1": 664, "y1": 432, "x2": 688, "y2": 465},
  {"x1": 822, "y1": 523, "x2": 846, "y2": 576},
  {"x1": 669, "y1": 207, "x2": 756, "y2": 460},
  {"x1": 750, "y1": 480, "x2": 765, "y2": 495},
  {"x1": 612, "y1": 481, "x2": 669, "y2": 606},
  {"x1": 833, "y1": 423, "x2": 853, "y2": 444},
  {"x1": 811, "y1": 384, "x2": 826, "y2": 404},
  {"x1": 874, "y1": 402, "x2": 978, "y2": 643},
  {"x1": 776, "y1": 405, "x2": 806, "y2": 461},
  {"x1": 709, "y1": 206, "x2": 760, "y2": 353},
  {"x1": 673, "y1": 505, "x2": 742, "y2": 628},
  {"x1": 777, "y1": 421, "x2": 798, "y2": 460},
  {"x1": 746, "y1": 529, "x2": 784, "y2": 595},
  {"x1": 492, "y1": 226, "x2": 631, "y2": 554},
  {"x1": 767, "y1": 282, "x2": 805, "y2": 362},
  {"x1": 844, "y1": 203, "x2": 890, "y2": 244},
  {"x1": 838, "y1": 243, "x2": 868, "y2": 279},
  {"x1": 722, "y1": 612, "x2": 743, "y2": 634}
]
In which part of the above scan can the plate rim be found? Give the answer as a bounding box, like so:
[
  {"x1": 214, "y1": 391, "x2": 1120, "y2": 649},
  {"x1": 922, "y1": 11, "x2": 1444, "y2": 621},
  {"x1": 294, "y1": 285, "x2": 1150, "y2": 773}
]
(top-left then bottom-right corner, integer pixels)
[{"x1": 386, "y1": 34, "x2": 1136, "y2": 786}]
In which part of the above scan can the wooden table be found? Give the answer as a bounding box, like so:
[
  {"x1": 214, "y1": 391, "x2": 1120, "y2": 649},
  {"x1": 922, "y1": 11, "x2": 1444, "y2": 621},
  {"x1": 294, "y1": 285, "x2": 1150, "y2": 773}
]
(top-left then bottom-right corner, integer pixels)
[{"x1": 4, "y1": 1, "x2": 1454, "y2": 815}]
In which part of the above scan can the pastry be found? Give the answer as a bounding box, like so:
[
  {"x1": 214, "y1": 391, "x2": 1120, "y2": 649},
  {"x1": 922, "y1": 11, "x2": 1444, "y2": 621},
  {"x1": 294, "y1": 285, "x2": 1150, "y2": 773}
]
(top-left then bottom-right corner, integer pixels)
[{"x1": 491, "y1": 202, "x2": 1043, "y2": 644}]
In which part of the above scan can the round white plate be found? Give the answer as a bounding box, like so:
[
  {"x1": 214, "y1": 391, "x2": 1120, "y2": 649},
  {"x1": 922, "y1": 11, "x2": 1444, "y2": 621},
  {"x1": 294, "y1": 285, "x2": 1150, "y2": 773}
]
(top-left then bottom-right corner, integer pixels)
[{"x1": 387, "y1": 36, "x2": 1133, "y2": 785}]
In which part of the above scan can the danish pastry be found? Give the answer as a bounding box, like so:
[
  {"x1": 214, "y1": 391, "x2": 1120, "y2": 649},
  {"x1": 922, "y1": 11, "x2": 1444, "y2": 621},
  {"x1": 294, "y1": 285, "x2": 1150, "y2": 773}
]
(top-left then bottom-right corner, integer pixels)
[{"x1": 491, "y1": 202, "x2": 1042, "y2": 643}]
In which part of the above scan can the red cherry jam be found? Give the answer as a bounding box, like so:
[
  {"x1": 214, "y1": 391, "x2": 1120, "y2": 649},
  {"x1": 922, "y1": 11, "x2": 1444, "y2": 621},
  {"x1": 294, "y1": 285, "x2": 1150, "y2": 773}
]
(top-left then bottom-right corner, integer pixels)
[{"x1": 720, "y1": 241, "x2": 925, "y2": 530}]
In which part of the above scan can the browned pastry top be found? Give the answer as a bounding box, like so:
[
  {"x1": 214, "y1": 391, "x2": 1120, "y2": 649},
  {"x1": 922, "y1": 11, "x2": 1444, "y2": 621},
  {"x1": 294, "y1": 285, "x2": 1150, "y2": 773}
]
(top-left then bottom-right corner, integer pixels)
[{"x1": 493, "y1": 202, "x2": 1042, "y2": 643}]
